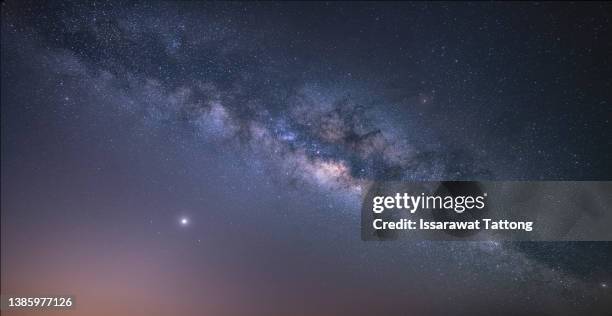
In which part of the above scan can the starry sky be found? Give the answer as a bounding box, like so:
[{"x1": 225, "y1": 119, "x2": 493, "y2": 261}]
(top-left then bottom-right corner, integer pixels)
[{"x1": 1, "y1": 1, "x2": 611, "y2": 315}]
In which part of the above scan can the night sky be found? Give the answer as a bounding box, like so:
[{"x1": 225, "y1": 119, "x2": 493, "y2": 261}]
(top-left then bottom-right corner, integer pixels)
[{"x1": 1, "y1": 1, "x2": 612, "y2": 315}]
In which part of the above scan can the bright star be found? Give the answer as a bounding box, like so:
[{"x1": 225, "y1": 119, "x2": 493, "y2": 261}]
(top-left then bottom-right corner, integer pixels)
[{"x1": 180, "y1": 217, "x2": 189, "y2": 226}]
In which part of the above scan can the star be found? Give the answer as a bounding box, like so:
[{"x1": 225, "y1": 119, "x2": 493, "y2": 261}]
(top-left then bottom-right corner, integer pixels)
[{"x1": 180, "y1": 217, "x2": 189, "y2": 226}]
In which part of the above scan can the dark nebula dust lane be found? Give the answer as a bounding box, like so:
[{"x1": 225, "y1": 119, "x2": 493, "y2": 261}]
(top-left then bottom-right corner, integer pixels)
[{"x1": 1, "y1": 1, "x2": 611, "y2": 315}]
